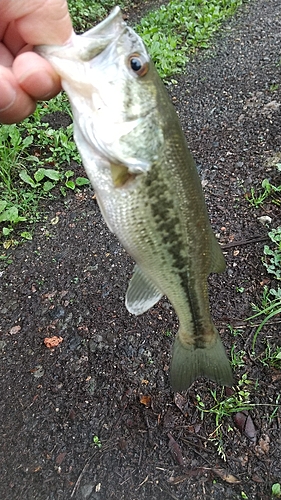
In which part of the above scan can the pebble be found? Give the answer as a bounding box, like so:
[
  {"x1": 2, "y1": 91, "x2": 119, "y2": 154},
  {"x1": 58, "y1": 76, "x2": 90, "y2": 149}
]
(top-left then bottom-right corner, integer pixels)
[{"x1": 81, "y1": 484, "x2": 94, "y2": 499}]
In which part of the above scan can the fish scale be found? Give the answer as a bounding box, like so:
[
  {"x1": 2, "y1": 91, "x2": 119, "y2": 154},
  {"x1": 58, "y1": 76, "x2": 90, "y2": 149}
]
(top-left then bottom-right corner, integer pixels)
[{"x1": 37, "y1": 6, "x2": 233, "y2": 391}]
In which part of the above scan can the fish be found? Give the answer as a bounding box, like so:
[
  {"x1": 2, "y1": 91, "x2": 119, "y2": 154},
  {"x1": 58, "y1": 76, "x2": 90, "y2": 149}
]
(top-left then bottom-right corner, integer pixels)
[{"x1": 36, "y1": 6, "x2": 233, "y2": 391}]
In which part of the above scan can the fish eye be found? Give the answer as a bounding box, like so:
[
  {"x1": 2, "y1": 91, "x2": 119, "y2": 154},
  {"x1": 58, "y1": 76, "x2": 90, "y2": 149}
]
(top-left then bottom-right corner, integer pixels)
[{"x1": 128, "y1": 53, "x2": 149, "y2": 77}]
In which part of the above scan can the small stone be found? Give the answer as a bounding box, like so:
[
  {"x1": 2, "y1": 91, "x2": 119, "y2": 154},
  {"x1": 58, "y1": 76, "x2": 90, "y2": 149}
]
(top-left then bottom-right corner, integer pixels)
[
  {"x1": 81, "y1": 484, "x2": 94, "y2": 499},
  {"x1": 258, "y1": 216, "x2": 272, "y2": 225}
]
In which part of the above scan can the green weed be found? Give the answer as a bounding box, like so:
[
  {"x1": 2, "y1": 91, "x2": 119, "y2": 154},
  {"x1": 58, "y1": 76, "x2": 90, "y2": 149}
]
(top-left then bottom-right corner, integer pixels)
[
  {"x1": 246, "y1": 163, "x2": 281, "y2": 207},
  {"x1": 269, "y1": 395, "x2": 280, "y2": 423},
  {"x1": 272, "y1": 483, "x2": 281, "y2": 498},
  {"x1": 196, "y1": 373, "x2": 254, "y2": 459},
  {"x1": 92, "y1": 435, "x2": 102, "y2": 448},
  {"x1": 248, "y1": 226, "x2": 281, "y2": 351},
  {"x1": 136, "y1": 0, "x2": 243, "y2": 78},
  {"x1": 269, "y1": 83, "x2": 279, "y2": 92},
  {"x1": 247, "y1": 178, "x2": 281, "y2": 207},
  {"x1": 263, "y1": 227, "x2": 281, "y2": 280},
  {"x1": 227, "y1": 325, "x2": 245, "y2": 337},
  {"x1": 165, "y1": 330, "x2": 173, "y2": 337},
  {"x1": 19, "y1": 167, "x2": 89, "y2": 196},
  {"x1": 258, "y1": 342, "x2": 281, "y2": 370},
  {"x1": 230, "y1": 344, "x2": 246, "y2": 368}
]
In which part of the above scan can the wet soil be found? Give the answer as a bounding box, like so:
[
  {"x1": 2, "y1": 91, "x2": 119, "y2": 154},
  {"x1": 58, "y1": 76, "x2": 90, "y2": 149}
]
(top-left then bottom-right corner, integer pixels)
[{"x1": 0, "y1": 1, "x2": 281, "y2": 499}]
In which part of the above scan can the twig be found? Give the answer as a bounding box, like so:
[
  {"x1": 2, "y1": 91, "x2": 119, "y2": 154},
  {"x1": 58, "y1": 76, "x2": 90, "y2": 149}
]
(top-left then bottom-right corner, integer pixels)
[
  {"x1": 222, "y1": 235, "x2": 269, "y2": 249},
  {"x1": 135, "y1": 475, "x2": 149, "y2": 491},
  {"x1": 154, "y1": 484, "x2": 180, "y2": 500},
  {"x1": 70, "y1": 452, "x2": 98, "y2": 498}
]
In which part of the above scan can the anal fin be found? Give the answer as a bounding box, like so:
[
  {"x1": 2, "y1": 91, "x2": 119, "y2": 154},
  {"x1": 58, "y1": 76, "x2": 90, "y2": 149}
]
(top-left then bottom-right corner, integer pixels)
[{"x1": 125, "y1": 265, "x2": 163, "y2": 315}]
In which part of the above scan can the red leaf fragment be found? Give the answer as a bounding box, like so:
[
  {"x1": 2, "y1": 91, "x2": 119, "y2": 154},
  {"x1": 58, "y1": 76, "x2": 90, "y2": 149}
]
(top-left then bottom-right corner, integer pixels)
[
  {"x1": 167, "y1": 433, "x2": 184, "y2": 465},
  {"x1": 44, "y1": 336, "x2": 63, "y2": 349},
  {"x1": 234, "y1": 411, "x2": 257, "y2": 443}
]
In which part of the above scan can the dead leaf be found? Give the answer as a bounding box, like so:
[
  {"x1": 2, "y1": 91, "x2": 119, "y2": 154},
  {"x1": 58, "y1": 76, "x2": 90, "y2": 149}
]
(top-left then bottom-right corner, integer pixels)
[
  {"x1": 262, "y1": 100, "x2": 281, "y2": 112},
  {"x1": 168, "y1": 469, "x2": 204, "y2": 484},
  {"x1": 168, "y1": 433, "x2": 184, "y2": 465},
  {"x1": 212, "y1": 468, "x2": 241, "y2": 484},
  {"x1": 140, "y1": 394, "x2": 151, "y2": 408},
  {"x1": 233, "y1": 411, "x2": 257, "y2": 443},
  {"x1": 272, "y1": 372, "x2": 281, "y2": 382},
  {"x1": 252, "y1": 473, "x2": 264, "y2": 483},
  {"x1": 32, "y1": 466, "x2": 42, "y2": 473},
  {"x1": 174, "y1": 393, "x2": 189, "y2": 416},
  {"x1": 168, "y1": 475, "x2": 189, "y2": 485},
  {"x1": 141, "y1": 379, "x2": 149, "y2": 385},
  {"x1": 225, "y1": 387, "x2": 235, "y2": 397},
  {"x1": 42, "y1": 291, "x2": 57, "y2": 300},
  {"x1": 31, "y1": 365, "x2": 44, "y2": 378},
  {"x1": 9, "y1": 325, "x2": 21, "y2": 335},
  {"x1": 237, "y1": 454, "x2": 248, "y2": 467},
  {"x1": 56, "y1": 452, "x2": 67, "y2": 465},
  {"x1": 255, "y1": 435, "x2": 270, "y2": 456},
  {"x1": 44, "y1": 336, "x2": 63, "y2": 349}
]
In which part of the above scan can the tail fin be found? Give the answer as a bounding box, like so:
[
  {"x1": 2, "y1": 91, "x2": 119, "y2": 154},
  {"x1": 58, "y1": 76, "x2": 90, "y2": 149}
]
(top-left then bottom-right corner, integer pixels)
[{"x1": 170, "y1": 334, "x2": 233, "y2": 392}]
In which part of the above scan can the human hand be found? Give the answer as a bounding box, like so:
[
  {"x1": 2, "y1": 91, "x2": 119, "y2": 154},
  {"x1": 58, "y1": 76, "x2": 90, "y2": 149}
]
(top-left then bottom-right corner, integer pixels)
[{"x1": 0, "y1": 0, "x2": 73, "y2": 124}]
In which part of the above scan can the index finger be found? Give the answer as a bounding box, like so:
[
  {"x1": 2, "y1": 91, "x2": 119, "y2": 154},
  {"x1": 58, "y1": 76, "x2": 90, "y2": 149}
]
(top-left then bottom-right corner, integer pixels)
[{"x1": 0, "y1": 0, "x2": 73, "y2": 45}]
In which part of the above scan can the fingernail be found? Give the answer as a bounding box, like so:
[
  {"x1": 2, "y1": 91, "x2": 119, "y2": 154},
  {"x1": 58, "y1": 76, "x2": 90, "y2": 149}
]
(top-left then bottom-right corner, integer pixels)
[{"x1": 0, "y1": 81, "x2": 16, "y2": 112}]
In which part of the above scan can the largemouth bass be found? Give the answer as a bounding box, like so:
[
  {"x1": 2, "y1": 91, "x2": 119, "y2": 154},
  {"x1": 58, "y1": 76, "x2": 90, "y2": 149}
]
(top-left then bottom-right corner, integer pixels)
[{"x1": 37, "y1": 7, "x2": 233, "y2": 391}]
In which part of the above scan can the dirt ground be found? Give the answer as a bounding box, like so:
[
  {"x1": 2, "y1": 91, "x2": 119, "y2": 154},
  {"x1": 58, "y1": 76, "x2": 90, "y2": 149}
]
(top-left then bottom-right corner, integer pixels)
[{"x1": 0, "y1": 0, "x2": 281, "y2": 499}]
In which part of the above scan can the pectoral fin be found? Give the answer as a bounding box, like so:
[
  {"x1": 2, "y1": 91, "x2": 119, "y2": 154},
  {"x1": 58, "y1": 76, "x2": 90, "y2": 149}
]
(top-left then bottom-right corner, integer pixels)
[{"x1": 125, "y1": 265, "x2": 163, "y2": 315}]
